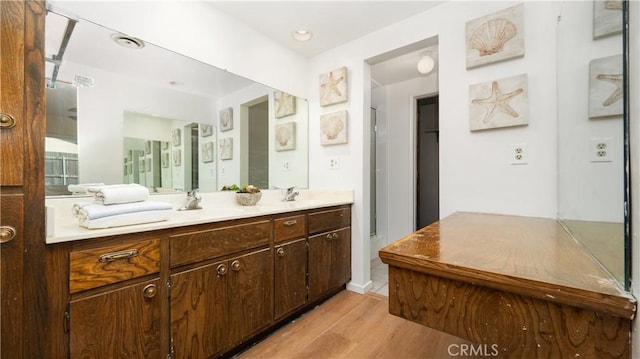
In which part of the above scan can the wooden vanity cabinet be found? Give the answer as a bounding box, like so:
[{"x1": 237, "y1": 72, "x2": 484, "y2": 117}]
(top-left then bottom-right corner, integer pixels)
[
  {"x1": 169, "y1": 220, "x2": 273, "y2": 358},
  {"x1": 307, "y1": 207, "x2": 352, "y2": 302},
  {"x1": 67, "y1": 237, "x2": 163, "y2": 358}
]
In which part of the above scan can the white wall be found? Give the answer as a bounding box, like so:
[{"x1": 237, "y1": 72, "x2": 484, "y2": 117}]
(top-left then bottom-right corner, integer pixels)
[{"x1": 309, "y1": 1, "x2": 559, "y2": 292}]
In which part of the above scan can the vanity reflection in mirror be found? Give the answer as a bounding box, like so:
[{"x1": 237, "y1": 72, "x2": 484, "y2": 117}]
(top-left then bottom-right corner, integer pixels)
[{"x1": 44, "y1": 8, "x2": 309, "y2": 196}]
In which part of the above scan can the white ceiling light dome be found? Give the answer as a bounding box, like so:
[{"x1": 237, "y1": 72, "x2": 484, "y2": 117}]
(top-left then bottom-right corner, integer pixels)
[{"x1": 417, "y1": 52, "x2": 435, "y2": 75}]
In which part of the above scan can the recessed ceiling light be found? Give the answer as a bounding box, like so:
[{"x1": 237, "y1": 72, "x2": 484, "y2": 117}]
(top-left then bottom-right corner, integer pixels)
[
  {"x1": 169, "y1": 81, "x2": 183, "y2": 86},
  {"x1": 111, "y1": 33, "x2": 145, "y2": 49},
  {"x1": 292, "y1": 30, "x2": 313, "y2": 42}
]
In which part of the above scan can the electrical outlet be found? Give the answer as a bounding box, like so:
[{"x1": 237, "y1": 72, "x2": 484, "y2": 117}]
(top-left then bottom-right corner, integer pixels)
[
  {"x1": 329, "y1": 157, "x2": 340, "y2": 169},
  {"x1": 590, "y1": 138, "x2": 613, "y2": 162},
  {"x1": 281, "y1": 161, "x2": 290, "y2": 172},
  {"x1": 511, "y1": 143, "x2": 528, "y2": 165}
]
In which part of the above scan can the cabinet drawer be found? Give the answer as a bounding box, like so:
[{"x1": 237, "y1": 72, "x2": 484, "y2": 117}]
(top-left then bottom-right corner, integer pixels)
[
  {"x1": 69, "y1": 240, "x2": 160, "y2": 294},
  {"x1": 274, "y1": 215, "x2": 306, "y2": 243},
  {"x1": 170, "y1": 220, "x2": 271, "y2": 267},
  {"x1": 308, "y1": 207, "x2": 351, "y2": 235}
]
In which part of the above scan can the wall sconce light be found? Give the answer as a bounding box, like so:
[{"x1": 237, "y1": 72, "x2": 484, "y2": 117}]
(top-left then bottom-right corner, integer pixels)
[{"x1": 417, "y1": 52, "x2": 435, "y2": 75}]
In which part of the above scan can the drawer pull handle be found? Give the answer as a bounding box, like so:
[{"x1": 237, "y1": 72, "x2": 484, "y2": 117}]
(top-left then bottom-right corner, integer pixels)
[
  {"x1": 276, "y1": 248, "x2": 285, "y2": 257},
  {"x1": 333, "y1": 233, "x2": 339, "y2": 239},
  {"x1": 0, "y1": 226, "x2": 16, "y2": 244},
  {"x1": 231, "y1": 260, "x2": 241, "y2": 271},
  {"x1": 98, "y1": 249, "x2": 139, "y2": 263},
  {"x1": 283, "y1": 220, "x2": 298, "y2": 227},
  {"x1": 217, "y1": 264, "x2": 227, "y2": 276},
  {"x1": 143, "y1": 284, "x2": 157, "y2": 299},
  {"x1": 326, "y1": 233, "x2": 333, "y2": 240},
  {"x1": 0, "y1": 113, "x2": 16, "y2": 129}
]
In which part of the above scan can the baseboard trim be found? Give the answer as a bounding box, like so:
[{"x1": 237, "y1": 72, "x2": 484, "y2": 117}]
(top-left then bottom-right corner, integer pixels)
[{"x1": 347, "y1": 280, "x2": 373, "y2": 294}]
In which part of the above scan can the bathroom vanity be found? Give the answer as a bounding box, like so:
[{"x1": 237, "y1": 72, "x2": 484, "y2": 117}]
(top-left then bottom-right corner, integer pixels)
[
  {"x1": 379, "y1": 212, "x2": 636, "y2": 358},
  {"x1": 45, "y1": 190, "x2": 353, "y2": 358}
]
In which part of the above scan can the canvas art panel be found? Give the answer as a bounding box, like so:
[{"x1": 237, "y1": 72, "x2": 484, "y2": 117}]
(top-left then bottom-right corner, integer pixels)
[
  {"x1": 593, "y1": 0, "x2": 623, "y2": 39},
  {"x1": 139, "y1": 158, "x2": 145, "y2": 173},
  {"x1": 202, "y1": 141, "x2": 214, "y2": 163},
  {"x1": 465, "y1": 3, "x2": 525, "y2": 69},
  {"x1": 201, "y1": 124, "x2": 213, "y2": 137},
  {"x1": 320, "y1": 110, "x2": 348, "y2": 145},
  {"x1": 172, "y1": 128, "x2": 181, "y2": 146},
  {"x1": 173, "y1": 149, "x2": 181, "y2": 166},
  {"x1": 161, "y1": 152, "x2": 169, "y2": 168},
  {"x1": 275, "y1": 122, "x2": 296, "y2": 151},
  {"x1": 274, "y1": 91, "x2": 296, "y2": 118},
  {"x1": 589, "y1": 54, "x2": 623, "y2": 118},
  {"x1": 145, "y1": 140, "x2": 151, "y2": 154},
  {"x1": 320, "y1": 67, "x2": 348, "y2": 106},
  {"x1": 161, "y1": 141, "x2": 169, "y2": 150},
  {"x1": 469, "y1": 73, "x2": 529, "y2": 131},
  {"x1": 219, "y1": 138, "x2": 233, "y2": 160},
  {"x1": 219, "y1": 107, "x2": 233, "y2": 132}
]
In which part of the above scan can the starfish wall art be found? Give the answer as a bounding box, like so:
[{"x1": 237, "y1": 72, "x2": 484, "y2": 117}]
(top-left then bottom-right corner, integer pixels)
[
  {"x1": 319, "y1": 67, "x2": 348, "y2": 106},
  {"x1": 468, "y1": 73, "x2": 529, "y2": 131},
  {"x1": 589, "y1": 54, "x2": 623, "y2": 118}
]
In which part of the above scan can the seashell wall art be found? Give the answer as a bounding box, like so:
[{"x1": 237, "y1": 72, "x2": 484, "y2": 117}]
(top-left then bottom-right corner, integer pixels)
[
  {"x1": 219, "y1": 107, "x2": 233, "y2": 132},
  {"x1": 275, "y1": 122, "x2": 296, "y2": 151},
  {"x1": 465, "y1": 3, "x2": 524, "y2": 69},
  {"x1": 320, "y1": 110, "x2": 348, "y2": 145},
  {"x1": 468, "y1": 73, "x2": 529, "y2": 131},
  {"x1": 593, "y1": 0, "x2": 623, "y2": 39}
]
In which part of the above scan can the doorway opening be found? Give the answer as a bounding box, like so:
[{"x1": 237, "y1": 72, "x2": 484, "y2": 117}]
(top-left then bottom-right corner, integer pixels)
[
  {"x1": 416, "y1": 95, "x2": 439, "y2": 230},
  {"x1": 242, "y1": 97, "x2": 269, "y2": 189}
]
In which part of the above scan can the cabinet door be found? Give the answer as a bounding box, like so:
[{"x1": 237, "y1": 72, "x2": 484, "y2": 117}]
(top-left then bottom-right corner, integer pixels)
[
  {"x1": 308, "y1": 227, "x2": 352, "y2": 302},
  {"x1": 308, "y1": 232, "x2": 334, "y2": 302},
  {"x1": 171, "y1": 260, "x2": 228, "y2": 359},
  {"x1": 227, "y1": 248, "x2": 273, "y2": 346},
  {"x1": 274, "y1": 239, "x2": 307, "y2": 319},
  {"x1": 331, "y1": 227, "x2": 352, "y2": 288},
  {"x1": 69, "y1": 279, "x2": 162, "y2": 359}
]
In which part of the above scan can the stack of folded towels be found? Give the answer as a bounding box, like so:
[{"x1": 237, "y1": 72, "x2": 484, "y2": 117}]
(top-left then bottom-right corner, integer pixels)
[{"x1": 72, "y1": 184, "x2": 173, "y2": 229}]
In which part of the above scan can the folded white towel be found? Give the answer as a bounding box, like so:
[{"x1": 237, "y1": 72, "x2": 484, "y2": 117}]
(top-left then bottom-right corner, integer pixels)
[
  {"x1": 78, "y1": 209, "x2": 173, "y2": 229},
  {"x1": 68, "y1": 183, "x2": 105, "y2": 194},
  {"x1": 74, "y1": 201, "x2": 173, "y2": 221},
  {"x1": 88, "y1": 184, "x2": 149, "y2": 205}
]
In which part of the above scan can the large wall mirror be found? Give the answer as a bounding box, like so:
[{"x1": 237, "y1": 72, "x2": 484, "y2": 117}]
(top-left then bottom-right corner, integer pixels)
[
  {"x1": 556, "y1": 1, "x2": 629, "y2": 289},
  {"x1": 44, "y1": 8, "x2": 308, "y2": 196}
]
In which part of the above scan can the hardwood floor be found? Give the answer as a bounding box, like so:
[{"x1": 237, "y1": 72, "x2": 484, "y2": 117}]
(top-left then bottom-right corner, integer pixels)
[{"x1": 236, "y1": 290, "x2": 477, "y2": 359}]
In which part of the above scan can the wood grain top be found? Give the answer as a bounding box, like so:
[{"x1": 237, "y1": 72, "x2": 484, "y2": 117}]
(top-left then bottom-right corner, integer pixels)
[{"x1": 379, "y1": 212, "x2": 636, "y2": 319}]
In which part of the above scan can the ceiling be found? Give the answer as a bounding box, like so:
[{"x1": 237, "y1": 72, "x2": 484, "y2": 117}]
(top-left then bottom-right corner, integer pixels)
[
  {"x1": 208, "y1": 1, "x2": 443, "y2": 86},
  {"x1": 206, "y1": 1, "x2": 444, "y2": 58}
]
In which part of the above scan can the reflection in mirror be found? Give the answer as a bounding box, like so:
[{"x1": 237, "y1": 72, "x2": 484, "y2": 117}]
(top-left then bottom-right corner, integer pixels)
[
  {"x1": 556, "y1": 1, "x2": 627, "y2": 287},
  {"x1": 44, "y1": 9, "x2": 308, "y2": 196},
  {"x1": 45, "y1": 82, "x2": 79, "y2": 196}
]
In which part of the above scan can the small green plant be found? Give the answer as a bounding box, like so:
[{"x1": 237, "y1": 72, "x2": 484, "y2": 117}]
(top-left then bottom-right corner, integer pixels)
[
  {"x1": 237, "y1": 185, "x2": 260, "y2": 194},
  {"x1": 221, "y1": 184, "x2": 240, "y2": 191}
]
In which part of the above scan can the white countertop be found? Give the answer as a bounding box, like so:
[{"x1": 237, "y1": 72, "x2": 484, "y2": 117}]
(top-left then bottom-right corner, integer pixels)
[{"x1": 45, "y1": 189, "x2": 354, "y2": 244}]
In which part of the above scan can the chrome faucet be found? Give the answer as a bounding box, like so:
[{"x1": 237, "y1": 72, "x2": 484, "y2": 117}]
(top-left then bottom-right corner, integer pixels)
[
  {"x1": 178, "y1": 189, "x2": 202, "y2": 211},
  {"x1": 283, "y1": 186, "x2": 299, "y2": 201}
]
